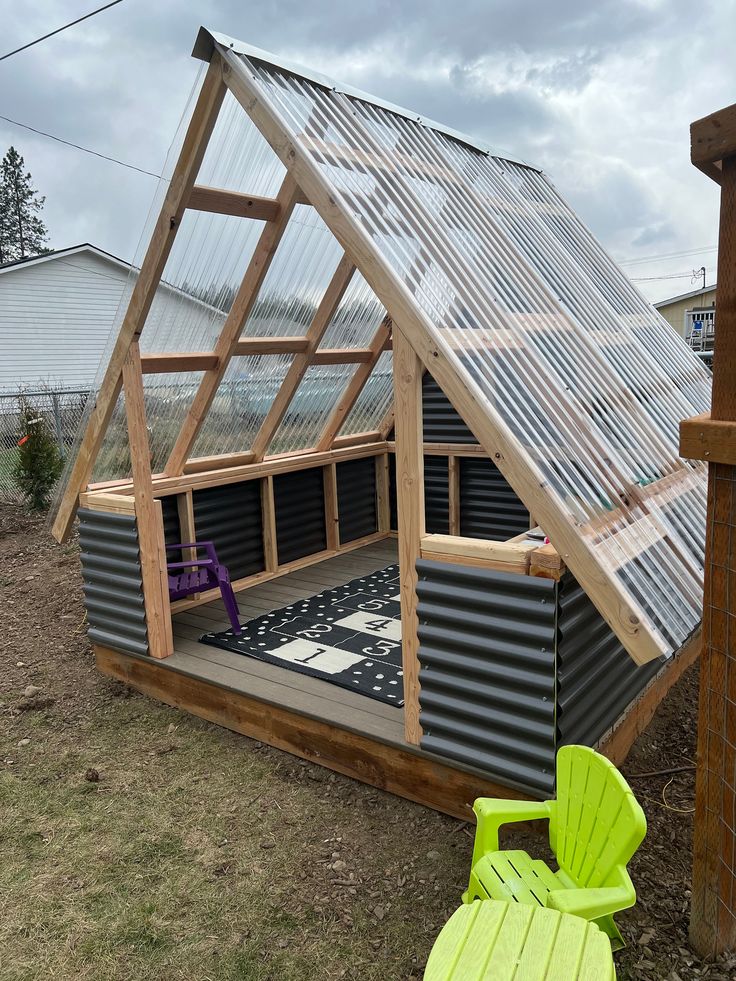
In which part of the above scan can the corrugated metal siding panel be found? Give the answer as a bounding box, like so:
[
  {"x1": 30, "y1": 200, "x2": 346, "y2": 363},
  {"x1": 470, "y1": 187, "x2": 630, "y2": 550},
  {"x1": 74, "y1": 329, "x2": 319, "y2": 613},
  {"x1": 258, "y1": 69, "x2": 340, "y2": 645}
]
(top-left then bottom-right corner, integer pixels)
[
  {"x1": 556, "y1": 573, "x2": 661, "y2": 746},
  {"x1": 459, "y1": 458, "x2": 530, "y2": 541},
  {"x1": 78, "y1": 508, "x2": 148, "y2": 657},
  {"x1": 336, "y1": 457, "x2": 377, "y2": 543},
  {"x1": 417, "y1": 559, "x2": 557, "y2": 796},
  {"x1": 422, "y1": 374, "x2": 477, "y2": 443},
  {"x1": 193, "y1": 481, "x2": 264, "y2": 581},
  {"x1": 160, "y1": 494, "x2": 182, "y2": 548},
  {"x1": 425, "y1": 456, "x2": 449, "y2": 534},
  {"x1": 389, "y1": 454, "x2": 398, "y2": 531},
  {"x1": 274, "y1": 467, "x2": 326, "y2": 563}
]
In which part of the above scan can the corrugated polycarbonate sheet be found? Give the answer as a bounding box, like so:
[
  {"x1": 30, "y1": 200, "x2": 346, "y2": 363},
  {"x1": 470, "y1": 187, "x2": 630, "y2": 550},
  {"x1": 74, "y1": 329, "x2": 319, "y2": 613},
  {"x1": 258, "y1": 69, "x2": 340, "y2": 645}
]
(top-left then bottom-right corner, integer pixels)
[
  {"x1": 228, "y1": 49, "x2": 710, "y2": 660},
  {"x1": 339, "y1": 349, "x2": 393, "y2": 437}
]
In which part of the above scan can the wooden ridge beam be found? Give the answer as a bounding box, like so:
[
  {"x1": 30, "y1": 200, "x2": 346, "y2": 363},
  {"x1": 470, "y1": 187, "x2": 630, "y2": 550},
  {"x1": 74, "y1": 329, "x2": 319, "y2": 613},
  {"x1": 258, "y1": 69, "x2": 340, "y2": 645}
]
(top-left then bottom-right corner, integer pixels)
[
  {"x1": 140, "y1": 353, "x2": 220, "y2": 373},
  {"x1": 249, "y1": 254, "x2": 356, "y2": 461},
  {"x1": 188, "y1": 184, "x2": 281, "y2": 221},
  {"x1": 233, "y1": 336, "x2": 309, "y2": 356},
  {"x1": 164, "y1": 174, "x2": 302, "y2": 476},
  {"x1": 681, "y1": 412, "x2": 736, "y2": 464},
  {"x1": 50, "y1": 56, "x2": 226, "y2": 542}
]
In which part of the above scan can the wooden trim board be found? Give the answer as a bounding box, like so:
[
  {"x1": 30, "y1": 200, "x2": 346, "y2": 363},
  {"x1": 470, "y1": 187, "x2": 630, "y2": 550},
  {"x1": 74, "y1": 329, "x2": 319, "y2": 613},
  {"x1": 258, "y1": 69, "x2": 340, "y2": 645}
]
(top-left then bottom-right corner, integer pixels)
[{"x1": 94, "y1": 644, "x2": 520, "y2": 820}]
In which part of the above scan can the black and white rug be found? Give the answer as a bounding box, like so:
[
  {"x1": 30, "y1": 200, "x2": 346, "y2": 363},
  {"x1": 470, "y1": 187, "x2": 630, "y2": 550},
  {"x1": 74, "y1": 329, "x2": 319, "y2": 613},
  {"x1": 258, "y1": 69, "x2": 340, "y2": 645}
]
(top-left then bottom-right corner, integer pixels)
[{"x1": 199, "y1": 565, "x2": 404, "y2": 707}]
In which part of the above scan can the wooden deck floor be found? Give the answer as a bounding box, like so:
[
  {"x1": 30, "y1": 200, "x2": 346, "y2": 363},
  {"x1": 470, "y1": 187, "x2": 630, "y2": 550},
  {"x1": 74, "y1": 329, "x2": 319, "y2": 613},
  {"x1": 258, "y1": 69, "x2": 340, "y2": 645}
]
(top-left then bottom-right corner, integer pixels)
[{"x1": 168, "y1": 539, "x2": 405, "y2": 747}]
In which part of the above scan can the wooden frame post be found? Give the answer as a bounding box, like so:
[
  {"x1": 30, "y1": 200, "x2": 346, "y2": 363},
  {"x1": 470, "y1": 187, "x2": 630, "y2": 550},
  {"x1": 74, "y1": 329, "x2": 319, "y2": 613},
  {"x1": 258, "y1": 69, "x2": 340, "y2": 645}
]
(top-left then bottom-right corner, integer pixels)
[
  {"x1": 50, "y1": 56, "x2": 226, "y2": 542},
  {"x1": 392, "y1": 327, "x2": 425, "y2": 744},
  {"x1": 323, "y1": 464, "x2": 340, "y2": 550},
  {"x1": 261, "y1": 476, "x2": 279, "y2": 572},
  {"x1": 448, "y1": 455, "x2": 460, "y2": 535},
  {"x1": 122, "y1": 341, "x2": 174, "y2": 660},
  {"x1": 376, "y1": 453, "x2": 391, "y2": 533},
  {"x1": 686, "y1": 104, "x2": 736, "y2": 956}
]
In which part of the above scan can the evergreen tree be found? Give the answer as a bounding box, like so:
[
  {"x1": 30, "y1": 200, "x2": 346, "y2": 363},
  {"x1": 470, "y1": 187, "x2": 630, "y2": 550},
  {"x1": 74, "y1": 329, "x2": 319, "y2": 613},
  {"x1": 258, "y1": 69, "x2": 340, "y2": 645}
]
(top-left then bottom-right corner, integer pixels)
[
  {"x1": 13, "y1": 400, "x2": 64, "y2": 511},
  {"x1": 0, "y1": 147, "x2": 50, "y2": 264}
]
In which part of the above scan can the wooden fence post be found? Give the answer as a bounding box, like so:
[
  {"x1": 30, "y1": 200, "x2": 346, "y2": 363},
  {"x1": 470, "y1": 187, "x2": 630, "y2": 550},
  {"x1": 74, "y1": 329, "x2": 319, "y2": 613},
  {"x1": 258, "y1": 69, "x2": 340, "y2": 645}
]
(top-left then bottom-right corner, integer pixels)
[{"x1": 686, "y1": 105, "x2": 736, "y2": 956}]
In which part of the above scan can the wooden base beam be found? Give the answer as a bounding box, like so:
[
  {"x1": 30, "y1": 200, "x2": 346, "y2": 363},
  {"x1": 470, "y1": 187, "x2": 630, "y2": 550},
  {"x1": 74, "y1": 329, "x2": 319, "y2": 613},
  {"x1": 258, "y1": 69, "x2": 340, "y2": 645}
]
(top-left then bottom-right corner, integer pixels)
[{"x1": 94, "y1": 644, "x2": 520, "y2": 820}]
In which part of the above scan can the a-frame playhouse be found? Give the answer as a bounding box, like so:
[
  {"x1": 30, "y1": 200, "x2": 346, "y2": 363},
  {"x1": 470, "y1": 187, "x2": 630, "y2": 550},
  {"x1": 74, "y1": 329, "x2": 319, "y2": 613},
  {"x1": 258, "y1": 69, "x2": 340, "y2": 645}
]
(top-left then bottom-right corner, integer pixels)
[{"x1": 50, "y1": 28, "x2": 710, "y2": 816}]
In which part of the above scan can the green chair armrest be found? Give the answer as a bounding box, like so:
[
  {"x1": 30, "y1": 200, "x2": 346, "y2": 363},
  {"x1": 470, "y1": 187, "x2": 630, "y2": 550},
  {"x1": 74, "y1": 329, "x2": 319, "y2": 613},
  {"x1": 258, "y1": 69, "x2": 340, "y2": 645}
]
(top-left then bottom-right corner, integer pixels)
[
  {"x1": 547, "y1": 883, "x2": 634, "y2": 921},
  {"x1": 472, "y1": 798, "x2": 553, "y2": 859}
]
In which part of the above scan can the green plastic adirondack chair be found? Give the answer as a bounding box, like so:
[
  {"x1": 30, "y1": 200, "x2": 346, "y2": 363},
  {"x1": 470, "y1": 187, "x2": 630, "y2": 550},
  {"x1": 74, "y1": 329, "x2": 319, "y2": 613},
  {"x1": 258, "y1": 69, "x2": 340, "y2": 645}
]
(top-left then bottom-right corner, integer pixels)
[
  {"x1": 463, "y1": 745, "x2": 646, "y2": 950},
  {"x1": 424, "y1": 900, "x2": 616, "y2": 980}
]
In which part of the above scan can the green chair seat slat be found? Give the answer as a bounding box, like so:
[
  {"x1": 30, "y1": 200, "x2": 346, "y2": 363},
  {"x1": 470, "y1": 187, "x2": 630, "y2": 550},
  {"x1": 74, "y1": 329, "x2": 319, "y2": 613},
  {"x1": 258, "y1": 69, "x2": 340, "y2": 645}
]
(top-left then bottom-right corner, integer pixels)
[
  {"x1": 424, "y1": 901, "x2": 615, "y2": 981},
  {"x1": 473, "y1": 850, "x2": 563, "y2": 907}
]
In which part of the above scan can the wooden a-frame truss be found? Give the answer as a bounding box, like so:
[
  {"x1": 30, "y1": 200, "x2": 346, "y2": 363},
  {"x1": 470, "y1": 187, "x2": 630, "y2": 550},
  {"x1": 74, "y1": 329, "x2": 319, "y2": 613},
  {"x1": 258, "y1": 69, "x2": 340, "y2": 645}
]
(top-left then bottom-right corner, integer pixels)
[{"x1": 52, "y1": 37, "x2": 703, "y2": 671}]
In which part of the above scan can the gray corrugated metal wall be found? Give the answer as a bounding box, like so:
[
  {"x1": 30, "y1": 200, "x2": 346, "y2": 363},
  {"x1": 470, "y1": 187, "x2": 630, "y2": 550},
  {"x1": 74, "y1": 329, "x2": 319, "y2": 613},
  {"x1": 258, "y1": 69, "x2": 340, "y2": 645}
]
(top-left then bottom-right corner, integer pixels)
[
  {"x1": 424, "y1": 456, "x2": 450, "y2": 534},
  {"x1": 556, "y1": 573, "x2": 662, "y2": 747},
  {"x1": 336, "y1": 457, "x2": 377, "y2": 543},
  {"x1": 193, "y1": 481, "x2": 264, "y2": 581},
  {"x1": 459, "y1": 458, "x2": 530, "y2": 541},
  {"x1": 274, "y1": 467, "x2": 326, "y2": 563},
  {"x1": 416, "y1": 559, "x2": 557, "y2": 796},
  {"x1": 422, "y1": 374, "x2": 477, "y2": 443},
  {"x1": 78, "y1": 508, "x2": 148, "y2": 657},
  {"x1": 389, "y1": 454, "x2": 398, "y2": 531},
  {"x1": 160, "y1": 494, "x2": 181, "y2": 548}
]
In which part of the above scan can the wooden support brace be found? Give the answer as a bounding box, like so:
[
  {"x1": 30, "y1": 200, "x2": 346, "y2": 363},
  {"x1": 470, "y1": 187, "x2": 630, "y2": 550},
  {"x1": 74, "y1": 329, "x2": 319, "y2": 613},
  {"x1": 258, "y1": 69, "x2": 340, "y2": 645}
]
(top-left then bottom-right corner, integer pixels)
[
  {"x1": 165, "y1": 174, "x2": 303, "y2": 475},
  {"x1": 249, "y1": 254, "x2": 356, "y2": 461},
  {"x1": 315, "y1": 316, "x2": 392, "y2": 451},
  {"x1": 233, "y1": 337, "x2": 309, "y2": 356},
  {"x1": 188, "y1": 185, "x2": 281, "y2": 221},
  {"x1": 122, "y1": 341, "x2": 174, "y2": 660},
  {"x1": 261, "y1": 476, "x2": 279, "y2": 572},
  {"x1": 376, "y1": 453, "x2": 391, "y2": 533},
  {"x1": 324, "y1": 464, "x2": 339, "y2": 550},
  {"x1": 141, "y1": 353, "x2": 220, "y2": 373},
  {"x1": 448, "y1": 455, "x2": 460, "y2": 535},
  {"x1": 392, "y1": 327, "x2": 424, "y2": 745},
  {"x1": 50, "y1": 56, "x2": 226, "y2": 542}
]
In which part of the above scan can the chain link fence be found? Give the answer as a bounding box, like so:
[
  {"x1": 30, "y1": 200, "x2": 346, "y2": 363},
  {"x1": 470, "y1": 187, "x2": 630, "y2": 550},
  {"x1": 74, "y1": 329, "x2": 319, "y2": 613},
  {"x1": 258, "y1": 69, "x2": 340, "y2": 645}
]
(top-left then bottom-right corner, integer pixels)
[{"x1": 0, "y1": 388, "x2": 89, "y2": 502}]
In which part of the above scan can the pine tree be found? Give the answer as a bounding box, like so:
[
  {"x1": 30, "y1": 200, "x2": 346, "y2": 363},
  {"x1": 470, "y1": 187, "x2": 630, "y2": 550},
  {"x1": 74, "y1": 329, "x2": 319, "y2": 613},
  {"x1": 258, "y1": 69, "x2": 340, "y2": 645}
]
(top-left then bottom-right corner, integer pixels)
[
  {"x1": 13, "y1": 400, "x2": 64, "y2": 511},
  {"x1": 0, "y1": 147, "x2": 50, "y2": 264}
]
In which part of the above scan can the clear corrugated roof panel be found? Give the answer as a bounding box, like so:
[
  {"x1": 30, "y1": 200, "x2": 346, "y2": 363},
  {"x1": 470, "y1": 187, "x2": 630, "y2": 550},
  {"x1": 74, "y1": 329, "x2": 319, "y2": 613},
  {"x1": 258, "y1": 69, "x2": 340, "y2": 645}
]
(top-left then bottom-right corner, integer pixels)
[{"x1": 222, "y1": 47, "x2": 710, "y2": 661}]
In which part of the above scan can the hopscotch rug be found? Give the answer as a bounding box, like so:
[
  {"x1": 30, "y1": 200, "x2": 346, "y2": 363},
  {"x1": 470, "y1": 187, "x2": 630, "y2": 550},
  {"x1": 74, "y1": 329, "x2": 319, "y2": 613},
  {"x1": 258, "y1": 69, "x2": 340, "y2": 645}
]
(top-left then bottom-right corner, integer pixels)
[{"x1": 199, "y1": 565, "x2": 404, "y2": 706}]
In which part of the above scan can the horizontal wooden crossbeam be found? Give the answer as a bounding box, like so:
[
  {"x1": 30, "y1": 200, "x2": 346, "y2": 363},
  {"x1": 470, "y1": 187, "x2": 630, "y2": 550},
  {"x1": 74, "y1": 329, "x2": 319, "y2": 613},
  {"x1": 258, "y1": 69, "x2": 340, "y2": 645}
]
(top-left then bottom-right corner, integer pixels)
[
  {"x1": 233, "y1": 336, "x2": 309, "y2": 356},
  {"x1": 188, "y1": 184, "x2": 281, "y2": 221},
  {"x1": 140, "y1": 353, "x2": 220, "y2": 373},
  {"x1": 691, "y1": 103, "x2": 736, "y2": 184}
]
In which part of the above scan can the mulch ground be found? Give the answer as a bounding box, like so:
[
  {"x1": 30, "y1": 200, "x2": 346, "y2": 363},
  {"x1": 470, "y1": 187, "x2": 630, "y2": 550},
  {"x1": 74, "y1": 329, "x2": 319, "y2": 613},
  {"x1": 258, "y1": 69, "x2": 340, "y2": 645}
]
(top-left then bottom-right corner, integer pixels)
[{"x1": 1, "y1": 503, "x2": 735, "y2": 979}]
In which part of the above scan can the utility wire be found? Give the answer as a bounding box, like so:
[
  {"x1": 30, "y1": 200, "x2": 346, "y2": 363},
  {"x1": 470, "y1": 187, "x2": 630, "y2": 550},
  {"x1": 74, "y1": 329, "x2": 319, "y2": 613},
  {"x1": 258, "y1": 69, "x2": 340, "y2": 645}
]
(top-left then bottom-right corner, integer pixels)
[
  {"x1": 0, "y1": 0, "x2": 125, "y2": 62},
  {"x1": 618, "y1": 245, "x2": 717, "y2": 267},
  {"x1": 0, "y1": 113, "x2": 159, "y2": 178},
  {"x1": 630, "y1": 271, "x2": 706, "y2": 283}
]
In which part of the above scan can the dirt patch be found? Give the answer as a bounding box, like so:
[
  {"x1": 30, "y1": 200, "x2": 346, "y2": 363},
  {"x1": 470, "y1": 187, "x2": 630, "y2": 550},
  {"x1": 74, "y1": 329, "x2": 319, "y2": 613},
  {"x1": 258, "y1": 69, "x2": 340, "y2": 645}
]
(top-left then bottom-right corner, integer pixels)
[{"x1": 0, "y1": 503, "x2": 735, "y2": 979}]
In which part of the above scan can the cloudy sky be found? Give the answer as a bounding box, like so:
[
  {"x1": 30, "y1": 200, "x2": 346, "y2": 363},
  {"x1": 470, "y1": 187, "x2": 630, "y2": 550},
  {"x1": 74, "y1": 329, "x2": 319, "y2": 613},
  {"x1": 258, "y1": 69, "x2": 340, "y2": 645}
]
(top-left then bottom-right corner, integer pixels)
[{"x1": 1, "y1": 0, "x2": 733, "y2": 302}]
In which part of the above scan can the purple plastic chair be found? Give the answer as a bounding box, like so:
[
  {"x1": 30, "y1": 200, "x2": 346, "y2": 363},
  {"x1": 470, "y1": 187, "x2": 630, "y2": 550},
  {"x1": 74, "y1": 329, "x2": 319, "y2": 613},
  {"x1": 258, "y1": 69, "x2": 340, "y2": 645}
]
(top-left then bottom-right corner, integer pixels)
[{"x1": 166, "y1": 541, "x2": 242, "y2": 634}]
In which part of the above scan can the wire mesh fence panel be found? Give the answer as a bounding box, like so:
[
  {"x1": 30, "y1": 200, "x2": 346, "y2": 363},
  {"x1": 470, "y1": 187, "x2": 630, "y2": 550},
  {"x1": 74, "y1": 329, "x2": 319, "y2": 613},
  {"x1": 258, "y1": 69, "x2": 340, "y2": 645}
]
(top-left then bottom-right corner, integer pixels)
[{"x1": 0, "y1": 389, "x2": 89, "y2": 502}]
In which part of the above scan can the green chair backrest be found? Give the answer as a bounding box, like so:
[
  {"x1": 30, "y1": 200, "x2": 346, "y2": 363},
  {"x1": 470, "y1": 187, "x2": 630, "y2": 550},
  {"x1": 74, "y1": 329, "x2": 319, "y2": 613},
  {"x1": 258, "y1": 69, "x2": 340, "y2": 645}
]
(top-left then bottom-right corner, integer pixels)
[{"x1": 549, "y1": 745, "x2": 646, "y2": 889}]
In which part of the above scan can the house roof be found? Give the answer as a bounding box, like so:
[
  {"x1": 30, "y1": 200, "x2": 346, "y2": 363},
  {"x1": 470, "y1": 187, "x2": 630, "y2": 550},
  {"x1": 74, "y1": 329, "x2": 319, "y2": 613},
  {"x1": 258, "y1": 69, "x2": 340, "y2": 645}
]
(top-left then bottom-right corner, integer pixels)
[
  {"x1": 654, "y1": 284, "x2": 717, "y2": 308},
  {"x1": 52, "y1": 28, "x2": 711, "y2": 667},
  {"x1": 0, "y1": 243, "x2": 131, "y2": 276}
]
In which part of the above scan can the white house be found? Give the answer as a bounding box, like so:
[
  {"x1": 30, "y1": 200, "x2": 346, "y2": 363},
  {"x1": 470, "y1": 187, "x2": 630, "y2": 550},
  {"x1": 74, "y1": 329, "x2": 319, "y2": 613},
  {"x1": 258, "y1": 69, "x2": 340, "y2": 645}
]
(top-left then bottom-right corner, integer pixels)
[{"x1": 0, "y1": 244, "x2": 225, "y2": 394}]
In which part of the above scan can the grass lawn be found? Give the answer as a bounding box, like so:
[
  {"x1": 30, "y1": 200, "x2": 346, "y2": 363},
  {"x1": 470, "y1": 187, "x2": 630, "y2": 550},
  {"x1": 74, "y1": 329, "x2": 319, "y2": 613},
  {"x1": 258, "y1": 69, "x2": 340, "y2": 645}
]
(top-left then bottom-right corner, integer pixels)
[{"x1": 1, "y1": 504, "x2": 735, "y2": 980}]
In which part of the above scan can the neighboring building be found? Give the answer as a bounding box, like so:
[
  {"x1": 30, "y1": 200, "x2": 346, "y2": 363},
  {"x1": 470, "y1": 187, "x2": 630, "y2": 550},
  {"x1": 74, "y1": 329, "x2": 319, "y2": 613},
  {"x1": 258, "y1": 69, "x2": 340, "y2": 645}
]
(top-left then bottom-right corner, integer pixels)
[
  {"x1": 0, "y1": 244, "x2": 223, "y2": 394},
  {"x1": 655, "y1": 285, "x2": 717, "y2": 367}
]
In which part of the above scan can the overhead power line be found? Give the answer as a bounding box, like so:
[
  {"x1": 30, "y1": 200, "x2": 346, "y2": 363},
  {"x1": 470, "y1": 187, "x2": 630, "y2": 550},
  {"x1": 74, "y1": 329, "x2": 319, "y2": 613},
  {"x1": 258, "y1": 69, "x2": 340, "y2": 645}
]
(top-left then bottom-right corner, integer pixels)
[
  {"x1": 0, "y1": 113, "x2": 159, "y2": 178},
  {"x1": 618, "y1": 245, "x2": 717, "y2": 267},
  {"x1": 0, "y1": 0, "x2": 125, "y2": 62},
  {"x1": 630, "y1": 270, "x2": 707, "y2": 283}
]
